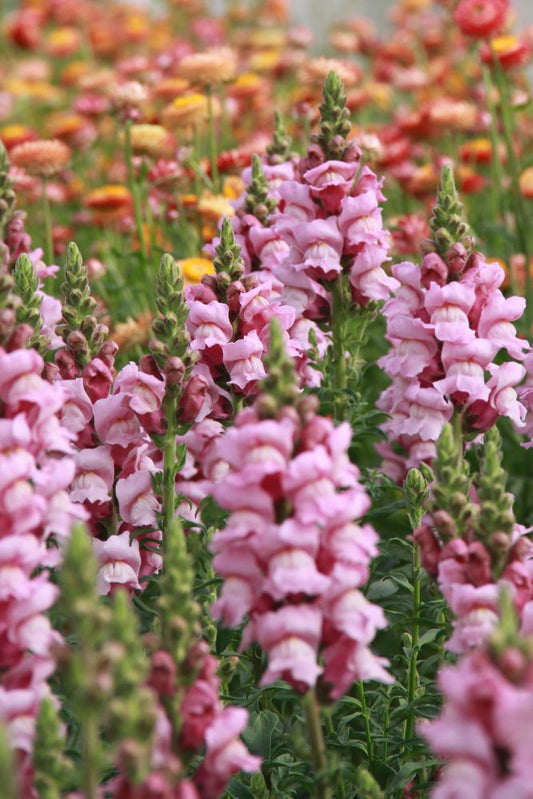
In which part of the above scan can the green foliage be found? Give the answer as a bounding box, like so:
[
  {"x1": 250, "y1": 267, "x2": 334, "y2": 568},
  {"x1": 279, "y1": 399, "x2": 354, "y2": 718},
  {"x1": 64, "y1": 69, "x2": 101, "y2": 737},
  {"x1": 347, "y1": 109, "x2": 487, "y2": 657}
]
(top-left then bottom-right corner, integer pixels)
[
  {"x1": 0, "y1": 724, "x2": 17, "y2": 799},
  {"x1": 33, "y1": 697, "x2": 74, "y2": 799}
]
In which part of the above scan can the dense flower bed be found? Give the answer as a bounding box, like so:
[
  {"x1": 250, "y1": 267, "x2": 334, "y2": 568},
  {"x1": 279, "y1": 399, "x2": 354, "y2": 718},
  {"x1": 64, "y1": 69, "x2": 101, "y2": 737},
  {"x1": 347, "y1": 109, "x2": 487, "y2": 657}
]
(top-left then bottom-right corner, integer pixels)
[{"x1": 2, "y1": 0, "x2": 533, "y2": 796}]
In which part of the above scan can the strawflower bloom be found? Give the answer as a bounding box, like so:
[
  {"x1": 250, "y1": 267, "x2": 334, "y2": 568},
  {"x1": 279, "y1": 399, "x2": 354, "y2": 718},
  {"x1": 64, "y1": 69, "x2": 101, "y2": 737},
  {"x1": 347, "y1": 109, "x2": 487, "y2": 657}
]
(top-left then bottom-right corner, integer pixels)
[{"x1": 9, "y1": 139, "x2": 71, "y2": 177}]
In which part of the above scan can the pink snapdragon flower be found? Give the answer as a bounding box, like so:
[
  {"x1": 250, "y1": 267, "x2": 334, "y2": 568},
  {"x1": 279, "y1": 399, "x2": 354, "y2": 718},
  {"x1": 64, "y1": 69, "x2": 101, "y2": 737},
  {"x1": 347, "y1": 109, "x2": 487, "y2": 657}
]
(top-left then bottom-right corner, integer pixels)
[
  {"x1": 93, "y1": 531, "x2": 142, "y2": 596},
  {"x1": 420, "y1": 644, "x2": 533, "y2": 798},
  {"x1": 378, "y1": 247, "x2": 530, "y2": 480},
  {"x1": 0, "y1": 345, "x2": 83, "y2": 776},
  {"x1": 211, "y1": 401, "x2": 389, "y2": 698}
]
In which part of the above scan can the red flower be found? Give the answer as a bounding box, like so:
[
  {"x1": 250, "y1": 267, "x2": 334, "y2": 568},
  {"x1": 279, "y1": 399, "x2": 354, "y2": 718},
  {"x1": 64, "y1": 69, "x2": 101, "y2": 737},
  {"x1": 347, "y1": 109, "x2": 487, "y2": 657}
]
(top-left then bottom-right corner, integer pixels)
[{"x1": 454, "y1": 0, "x2": 508, "y2": 39}]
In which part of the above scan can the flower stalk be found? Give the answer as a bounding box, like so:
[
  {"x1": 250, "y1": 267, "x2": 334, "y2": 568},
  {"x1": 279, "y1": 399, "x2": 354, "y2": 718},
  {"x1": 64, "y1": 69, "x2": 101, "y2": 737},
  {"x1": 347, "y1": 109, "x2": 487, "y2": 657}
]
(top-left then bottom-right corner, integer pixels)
[{"x1": 303, "y1": 689, "x2": 332, "y2": 799}]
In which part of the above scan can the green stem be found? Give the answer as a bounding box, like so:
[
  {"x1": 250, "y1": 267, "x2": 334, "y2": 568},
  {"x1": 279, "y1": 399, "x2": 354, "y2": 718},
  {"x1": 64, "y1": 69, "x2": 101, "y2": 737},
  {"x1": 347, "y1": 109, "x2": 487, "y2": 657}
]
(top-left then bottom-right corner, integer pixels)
[
  {"x1": 403, "y1": 542, "x2": 421, "y2": 750},
  {"x1": 41, "y1": 177, "x2": 53, "y2": 266},
  {"x1": 162, "y1": 386, "x2": 179, "y2": 539},
  {"x1": 492, "y1": 58, "x2": 532, "y2": 320},
  {"x1": 124, "y1": 119, "x2": 147, "y2": 268},
  {"x1": 303, "y1": 689, "x2": 332, "y2": 799},
  {"x1": 331, "y1": 277, "x2": 347, "y2": 422},
  {"x1": 81, "y1": 711, "x2": 99, "y2": 799},
  {"x1": 206, "y1": 87, "x2": 220, "y2": 193},
  {"x1": 358, "y1": 681, "x2": 374, "y2": 764},
  {"x1": 481, "y1": 64, "x2": 507, "y2": 229}
]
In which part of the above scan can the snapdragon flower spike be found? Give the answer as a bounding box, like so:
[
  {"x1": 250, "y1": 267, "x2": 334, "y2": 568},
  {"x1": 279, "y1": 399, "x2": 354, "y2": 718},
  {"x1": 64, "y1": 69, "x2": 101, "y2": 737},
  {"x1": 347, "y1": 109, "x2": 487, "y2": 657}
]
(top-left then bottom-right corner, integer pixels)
[
  {"x1": 377, "y1": 168, "x2": 529, "y2": 480},
  {"x1": 266, "y1": 111, "x2": 295, "y2": 165},
  {"x1": 57, "y1": 526, "x2": 160, "y2": 791},
  {"x1": 56, "y1": 241, "x2": 108, "y2": 368},
  {"x1": 316, "y1": 70, "x2": 352, "y2": 162},
  {"x1": 12, "y1": 253, "x2": 49, "y2": 353},
  {"x1": 420, "y1": 594, "x2": 533, "y2": 798},
  {"x1": 113, "y1": 519, "x2": 260, "y2": 798},
  {"x1": 0, "y1": 142, "x2": 16, "y2": 245},
  {"x1": 0, "y1": 344, "x2": 85, "y2": 792},
  {"x1": 184, "y1": 218, "x2": 326, "y2": 434},
  {"x1": 210, "y1": 321, "x2": 390, "y2": 699},
  {"x1": 206, "y1": 71, "x2": 396, "y2": 319},
  {"x1": 243, "y1": 155, "x2": 278, "y2": 225},
  {"x1": 414, "y1": 426, "x2": 533, "y2": 654}
]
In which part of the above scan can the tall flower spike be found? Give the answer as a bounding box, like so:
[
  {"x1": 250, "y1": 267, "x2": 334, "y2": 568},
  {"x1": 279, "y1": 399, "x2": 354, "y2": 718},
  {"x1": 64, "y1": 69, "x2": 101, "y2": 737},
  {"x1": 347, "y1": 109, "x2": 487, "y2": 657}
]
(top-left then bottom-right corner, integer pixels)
[
  {"x1": 474, "y1": 427, "x2": 516, "y2": 574},
  {"x1": 105, "y1": 590, "x2": 158, "y2": 786},
  {"x1": 13, "y1": 253, "x2": 48, "y2": 352},
  {"x1": 255, "y1": 317, "x2": 299, "y2": 418},
  {"x1": 158, "y1": 518, "x2": 200, "y2": 669},
  {"x1": 317, "y1": 70, "x2": 352, "y2": 160},
  {"x1": 0, "y1": 272, "x2": 19, "y2": 347},
  {"x1": 57, "y1": 524, "x2": 110, "y2": 790},
  {"x1": 0, "y1": 142, "x2": 16, "y2": 242},
  {"x1": 243, "y1": 154, "x2": 278, "y2": 224},
  {"x1": 33, "y1": 697, "x2": 74, "y2": 799},
  {"x1": 150, "y1": 252, "x2": 192, "y2": 370},
  {"x1": 428, "y1": 165, "x2": 474, "y2": 258},
  {"x1": 429, "y1": 423, "x2": 475, "y2": 541},
  {"x1": 266, "y1": 111, "x2": 294, "y2": 164},
  {"x1": 213, "y1": 216, "x2": 245, "y2": 284},
  {"x1": 57, "y1": 241, "x2": 108, "y2": 366},
  {"x1": 58, "y1": 525, "x2": 158, "y2": 791}
]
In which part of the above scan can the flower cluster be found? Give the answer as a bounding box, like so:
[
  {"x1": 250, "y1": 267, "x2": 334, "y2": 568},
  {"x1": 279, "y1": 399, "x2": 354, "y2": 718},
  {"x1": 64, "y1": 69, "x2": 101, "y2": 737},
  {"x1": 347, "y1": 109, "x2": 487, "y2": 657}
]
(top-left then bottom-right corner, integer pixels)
[
  {"x1": 210, "y1": 324, "x2": 390, "y2": 699},
  {"x1": 0, "y1": 344, "x2": 84, "y2": 790},
  {"x1": 420, "y1": 593, "x2": 533, "y2": 799},
  {"x1": 414, "y1": 425, "x2": 533, "y2": 655},
  {"x1": 50, "y1": 244, "x2": 166, "y2": 595},
  {"x1": 213, "y1": 72, "x2": 398, "y2": 322},
  {"x1": 121, "y1": 641, "x2": 261, "y2": 799},
  {"x1": 377, "y1": 167, "x2": 529, "y2": 480}
]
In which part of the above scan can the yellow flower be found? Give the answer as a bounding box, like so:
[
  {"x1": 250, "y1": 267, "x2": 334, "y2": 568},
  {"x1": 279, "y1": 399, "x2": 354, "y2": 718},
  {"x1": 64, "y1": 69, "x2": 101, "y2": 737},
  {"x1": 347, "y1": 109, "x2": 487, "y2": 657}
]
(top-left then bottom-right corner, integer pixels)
[
  {"x1": 178, "y1": 257, "x2": 215, "y2": 284},
  {"x1": 519, "y1": 167, "x2": 533, "y2": 199},
  {"x1": 129, "y1": 124, "x2": 173, "y2": 158},
  {"x1": 197, "y1": 192, "x2": 235, "y2": 222},
  {"x1": 248, "y1": 50, "x2": 282, "y2": 73},
  {"x1": 162, "y1": 94, "x2": 209, "y2": 130},
  {"x1": 223, "y1": 176, "x2": 245, "y2": 200},
  {"x1": 85, "y1": 185, "x2": 132, "y2": 210}
]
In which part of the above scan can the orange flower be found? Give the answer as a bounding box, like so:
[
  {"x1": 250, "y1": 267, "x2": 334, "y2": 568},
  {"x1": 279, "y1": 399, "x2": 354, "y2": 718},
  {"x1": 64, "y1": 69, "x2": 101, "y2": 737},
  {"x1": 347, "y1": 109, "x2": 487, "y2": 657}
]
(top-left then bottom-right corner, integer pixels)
[
  {"x1": 459, "y1": 138, "x2": 493, "y2": 163},
  {"x1": 47, "y1": 113, "x2": 88, "y2": 141},
  {"x1": 45, "y1": 26, "x2": 81, "y2": 58},
  {"x1": 177, "y1": 257, "x2": 215, "y2": 284},
  {"x1": 197, "y1": 192, "x2": 235, "y2": 223},
  {"x1": 162, "y1": 94, "x2": 209, "y2": 130},
  {"x1": 85, "y1": 184, "x2": 132, "y2": 211},
  {"x1": 227, "y1": 73, "x2": 266, "y2": 99},
  {"x1": 0, "y1": 124, "x2": 37, "y2": 150},
  {"x1": 178, "y1": 48, "x2": 237, "y2": 86},
  {"x1": 10, "y1": 139, "x2": 71, "y2": 177},
  {"x1": 112, "y1": 311, "x2": 153, "y2": 350},
  {"x1": 519, "y1": 167, "x2": 533, "y2": 199},
  {"x1": 151, "y1": 78, "x2": 190, "y2": 102}
]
